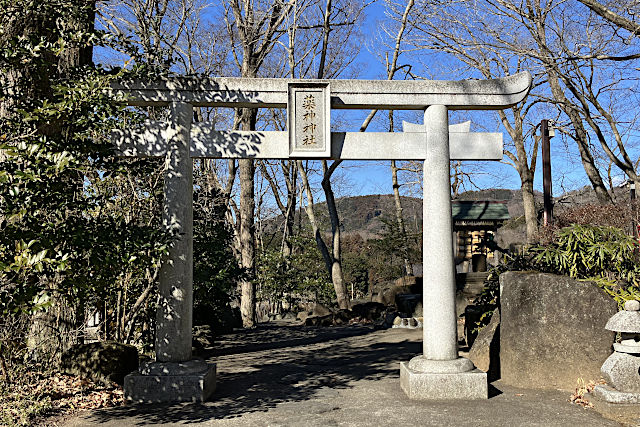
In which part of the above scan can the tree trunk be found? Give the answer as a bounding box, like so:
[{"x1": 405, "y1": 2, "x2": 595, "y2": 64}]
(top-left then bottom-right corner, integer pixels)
[
  {"x1": 297, "y1": 160, "x2": 334, "y2": 276},
  {"x1": 322, "y1": 163, "x2": 349, "y2": 309},
  {"x1": 521, "y1": 175, "x2": 538, "y2": 244},
  {"x1": 282, "y1": 161, "x2": 297, "y2": 257},
  {"x1": 239, "y1": 157, "x2": 256, "y2": 327},
  {"x1": 238, "y1": 105, "x2": 257, "y2": 327},
  {"x1": 391, "y1": 160, "x2": 413, "y2": 276}
]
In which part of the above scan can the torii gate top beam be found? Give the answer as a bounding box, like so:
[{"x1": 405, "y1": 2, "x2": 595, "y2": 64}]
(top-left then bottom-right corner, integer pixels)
[{"x1": 111, "y1": 72, "x2": 532, "y2": 110}]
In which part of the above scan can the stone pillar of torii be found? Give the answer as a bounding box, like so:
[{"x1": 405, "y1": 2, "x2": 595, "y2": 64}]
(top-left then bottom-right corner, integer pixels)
[{"x1": 111, "y1": 74, "x2": 531, "y2": 403}]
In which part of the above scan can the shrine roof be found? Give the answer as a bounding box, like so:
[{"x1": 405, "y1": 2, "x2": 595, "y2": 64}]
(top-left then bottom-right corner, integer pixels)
[{"x1": 451, "y1": 201, "x2": 510, "y2": 221}]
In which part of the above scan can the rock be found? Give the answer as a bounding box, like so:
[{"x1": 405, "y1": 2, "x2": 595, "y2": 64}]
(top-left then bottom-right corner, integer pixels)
[
  {"x1": 601, "y1": 352, "x2": 640, "y2": 393},
  {"x1": 395, "y1": 294, "x2": 421, "y2": 316},
  {"x1": 372, "y1": 282, "x2": 411, "y2": 307},
  {"x1": 412, "y1": 302, "x2": 423, "y2": 318},
  {"x1": 394, "y1": 276, "x2": 423, "y2": 294},
  {"x1": 382, "y1": 312, "x2": 399, "y2": 328},
  {"x1": 297, "y1": 311, "x2": 312, "y2": 323},
  {"x1": 304, "y1": 314, "x2": 333, "y2": 327},
  {"x1": 468, "y1": 309, "x2": 500, "y2": 381},
  {"x1": 282, "y1": 311, "x2": 297, "y2": 321},
  {"x1": 60, "y1": 341, "x2": 138, "y2": 386},
  {"x1": 333, "y1": 309, "x2": 353, "y2": 325},
  {"x1": 351, "y1": 302, "x2": 386, "y2": 321},
  {"x1": 374, "y1": 311, "x2": 400, "y2": 329},
  {"x1": 311, "y1": 303, "x2": 333, "y2": 317},
  {"x1": 500, "y1": 272, "x2": 617, "y2": 391},
  {"x1": 193, "y1": 325, "x2": 214, "y2": 355},
  {"x1": 464, "y1": 305, "x2": 486, "y2": 348}
]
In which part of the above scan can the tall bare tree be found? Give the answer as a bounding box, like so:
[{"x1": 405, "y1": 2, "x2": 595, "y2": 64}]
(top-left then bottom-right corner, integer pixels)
[
  {"x1": 224, "y1": 0, "x2": 294, "y2": 327},
  {"x1": 389, "y1": 0, "x2": 544, "y2": 240},
  {"x1": 576, "y1": 0, "x2": 640, "y2": 36},
  {"x1": 384, "y1": 0, "x2": 415, "y2": 275},
  {"x1": 405, "y1": 0, "x2": 640, "y2": 209}
]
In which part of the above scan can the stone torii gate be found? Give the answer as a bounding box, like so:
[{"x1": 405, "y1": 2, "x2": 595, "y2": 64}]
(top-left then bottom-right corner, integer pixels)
[{"x1": 112, "y1": 73, "x2": 532, "y2": 403}]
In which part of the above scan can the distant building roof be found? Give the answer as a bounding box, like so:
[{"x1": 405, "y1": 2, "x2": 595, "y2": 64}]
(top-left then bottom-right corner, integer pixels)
[{"x1": 451, "y1": 201, "x2": 510, "y2": 226}]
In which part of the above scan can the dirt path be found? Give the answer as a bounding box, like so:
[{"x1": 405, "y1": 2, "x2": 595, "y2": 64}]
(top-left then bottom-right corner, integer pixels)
[{"x1": 64, "y1": 324, "x2": 637, "y2": 426}]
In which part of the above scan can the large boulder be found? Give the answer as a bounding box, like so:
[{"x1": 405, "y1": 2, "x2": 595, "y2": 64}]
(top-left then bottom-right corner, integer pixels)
[
  {"x1": 60, "y1": 341, "x2": 138, "y2": 385},
  {"x1": 394, "y1": 276, "x2": 423, "y2": 294},
  {"x1": 468, "y1": 309, "x2": 500, "y2": 381},
  {"x1": 304, "y1": 314, "x2": 334, "y2": 327},
  {"x1": 310, "y1": 303, "x2": 333, "y2": 317},
  {"x1": 500, "y1": 271, "x2": 617, "y2": 391},
  {"x1": 371, "y1": 282, "x2": 410, "y2": 307},
  {"x1": 395, "y1": 293, "x2": 421, "y2": 317},
  {"x1": 351, "y1": 302, "x2": 386, "y2": 321},
  {"x1": 297, "y1": 303, "x2": 334, "y2": 323}
]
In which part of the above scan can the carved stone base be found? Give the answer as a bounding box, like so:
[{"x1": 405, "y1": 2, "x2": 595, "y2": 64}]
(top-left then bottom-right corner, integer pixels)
[
  {"x1": 124, "y1": 360, "x2": 216, "y2": 403},
  {"x1": 400, "y1": 360, "x2": 487, "y2": 400},
  {"x1": 593, "y1": 384, "x2": 640, "y2": 404}
]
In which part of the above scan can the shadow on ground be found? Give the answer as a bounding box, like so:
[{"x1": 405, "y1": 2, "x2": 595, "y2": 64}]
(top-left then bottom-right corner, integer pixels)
[{"x1": 85, "y1": 324, "x2": 421, "y2": 425}]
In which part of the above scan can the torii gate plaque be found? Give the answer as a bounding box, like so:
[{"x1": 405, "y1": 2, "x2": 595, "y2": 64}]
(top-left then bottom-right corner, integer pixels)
[{"x1": 112, "y1": 73, "x2": 532, "y2": 403}]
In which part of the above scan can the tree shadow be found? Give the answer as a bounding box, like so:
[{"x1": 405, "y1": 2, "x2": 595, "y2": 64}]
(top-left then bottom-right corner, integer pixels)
[{"x1": 85, "y1": 325, "x2": 421, "y2": 425}]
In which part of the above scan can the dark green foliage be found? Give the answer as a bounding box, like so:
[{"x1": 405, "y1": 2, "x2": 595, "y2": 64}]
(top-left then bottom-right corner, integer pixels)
[
  {"x1": 368, "y1": 216, "x2": 420, "y2": 282},
  {"x1": 0, "y1": 0, "x2": 171, "y2": 318},
  {"x1": 342, "y1": 251, "x2": 369, "y2": 299},
  {"x1": 192, "y1": 182, "x2": 244, "y2": 332},
  {"x1": 470, "y1": 253, "x2": 536, "y2": 330},
  {"x1": 257, "y1": 234, "x2": 334, "y2": 308},
  {"x1": 472, "y1": 224, "x2": 640, "y2": 332},
  {"x1": 531, "y1": 224, "x2": 640, "y2": 306},
  {"x1": 0, "y1": 0, "x2": 177, "y2": 377}
]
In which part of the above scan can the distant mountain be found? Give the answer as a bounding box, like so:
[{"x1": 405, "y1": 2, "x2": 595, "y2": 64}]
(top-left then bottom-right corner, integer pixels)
[
  {"x1": 263, "y1": 185, "x2": 633, "y2": 246},
  {"x1": 264, "y1": 190, "x2": 534, "y2": 240},
  {"x1": 330, "y1": 194, "x2": 422, "y2": 237},
  {"x1": 263, "y1": 194, "x2": 423, "y2": 240}
]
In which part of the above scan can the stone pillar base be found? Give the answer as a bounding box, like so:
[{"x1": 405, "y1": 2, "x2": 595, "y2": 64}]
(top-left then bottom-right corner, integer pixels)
[
  {"x1": 400, "y1": 360, "x2": 487, "y2": 400},
  {"x1": 124, "y1": 360, "x2": 216, "y2": 403},
  {"x1": 593, "y1": 384, "x2": 640, "y2": 404}
]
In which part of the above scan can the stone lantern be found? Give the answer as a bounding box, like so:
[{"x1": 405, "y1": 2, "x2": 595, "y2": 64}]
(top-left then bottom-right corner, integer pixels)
[{"x1": 594, "y1": 300, "x2": 640, "y2": 403}]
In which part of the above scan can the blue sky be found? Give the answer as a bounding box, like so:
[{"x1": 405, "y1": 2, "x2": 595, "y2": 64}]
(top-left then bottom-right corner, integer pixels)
[
  {"x1": 323, "y1": 3, "x2": 527, "y2": 197},
  {"x1": 96, "y1": 0, "x2": 638, "y2": 201}
]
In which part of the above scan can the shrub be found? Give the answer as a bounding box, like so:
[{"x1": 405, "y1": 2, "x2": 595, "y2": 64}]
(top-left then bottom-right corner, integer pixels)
[
  {"x1": 531, "y1": 224, "x2": 640, "y2": 307},
  {"x1": 471, "y1": 224, "x2": 640, "y2": 332},
  {"x1": 256, "y1": 235, "x2": 334, "y2": 310},
  {"x1": 537, "y1": 201, "x2": 638, "y2": 244}
]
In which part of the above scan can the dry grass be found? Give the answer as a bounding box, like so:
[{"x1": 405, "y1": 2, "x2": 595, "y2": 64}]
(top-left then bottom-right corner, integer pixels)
[{"x1": 0, "y1": 372, "x2": 124, "y2": 426}]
